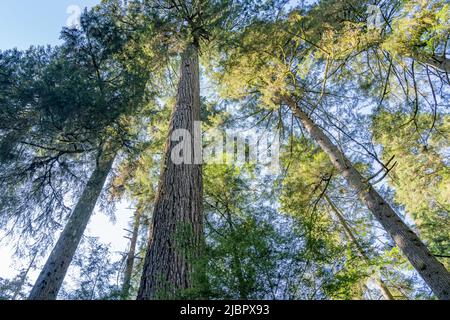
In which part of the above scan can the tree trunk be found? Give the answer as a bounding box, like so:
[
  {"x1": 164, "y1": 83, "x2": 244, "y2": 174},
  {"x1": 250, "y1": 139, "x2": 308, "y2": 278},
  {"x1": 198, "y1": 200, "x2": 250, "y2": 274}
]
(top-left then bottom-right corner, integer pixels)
[
  {"x1": 28, "y1": 146, "x2": 116, "y2": 300},
  {"x1": 324, "y1": 194, "x2": 395, "y2": 300},
  {"x1": 147, "y1": 212, "x2": 154, "y2": 247},
  {"x1": 122, "y1": 206, "x2": 142, "y2": 299},
  {"x1": 137, "y1": 43, "x2": 203, "y2": 300},
  {"x1": 421, "y1": 55, "x2": 450, "y2": 73},
  {"x1": 287, "y1": 99, "x2": 450, "y2": 300}
]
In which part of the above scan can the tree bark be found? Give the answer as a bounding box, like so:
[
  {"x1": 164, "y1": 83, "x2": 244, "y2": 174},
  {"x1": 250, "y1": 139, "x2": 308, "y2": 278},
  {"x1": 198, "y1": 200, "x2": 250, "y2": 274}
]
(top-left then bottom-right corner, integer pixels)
[
  {"x1": 287, "y1": 99, "x2": 450, "y2": 300},
  {"x1": 122, "y1": 206, "x2": 142, "y2": 299},
  {"x1": 324, "y1": 194, "x2": 395, "y2": 300},
  {"x1": 28, "y1": 146, "x2": 116, "y2": 300},
  {"x1": 137, "y1": 43, "x2": 203, "y2": 300}
]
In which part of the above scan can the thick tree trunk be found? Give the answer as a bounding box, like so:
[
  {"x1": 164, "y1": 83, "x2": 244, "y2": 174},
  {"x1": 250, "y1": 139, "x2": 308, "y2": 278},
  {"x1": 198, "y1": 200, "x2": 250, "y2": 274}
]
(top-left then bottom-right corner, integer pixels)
[
  {"x1": 324, "y1": 194, "x2": 395, "y2": 300},
  {"x1": 122, "y1": 207, "x2": 142, "y2": 299},
  {"x1": 28, "y1": 147, "x2": 115, "y2": 300},
  {"x1": 137, "y1": 43, "x2": 203, "y2": 300},
  {"x1": 148, "y1": 213, "x2": 154, "y2": 245},
  {"x1": 287, "y1": 100, "x2": 450, "y2": 300}
]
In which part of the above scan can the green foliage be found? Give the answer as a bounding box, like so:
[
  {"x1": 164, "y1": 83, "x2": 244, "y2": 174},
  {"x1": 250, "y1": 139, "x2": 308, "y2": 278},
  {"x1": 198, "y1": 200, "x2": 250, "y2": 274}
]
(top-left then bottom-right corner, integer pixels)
[
  {"x1": 383, "y1": 0, "x2": 450, "y2": 61},
  {"x1": 0, "y1": 0, "x2": 449, "y2": 301},
  {"x1": 0, "y1": 1, "x2": 159, "y2": 255},
  {"x1": 59, "y1": 237, "x2": 122, "y2": 300},
  {"x1": 279, "y1": 138, "x2": 368, "y2": 299},
  {"x1": 373, "y1": 111, "x2": 450, "y2": 266},
  {"x1": 201, "y1": 163, "x2": 277, "y2": 299}
]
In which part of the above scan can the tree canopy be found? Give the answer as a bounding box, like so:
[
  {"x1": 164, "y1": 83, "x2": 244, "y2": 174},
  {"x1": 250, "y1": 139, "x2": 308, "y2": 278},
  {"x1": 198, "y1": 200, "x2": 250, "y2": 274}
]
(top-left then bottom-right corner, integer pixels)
[{"x1": 0, "y1": 0, "x2": 449, "y2": 301}]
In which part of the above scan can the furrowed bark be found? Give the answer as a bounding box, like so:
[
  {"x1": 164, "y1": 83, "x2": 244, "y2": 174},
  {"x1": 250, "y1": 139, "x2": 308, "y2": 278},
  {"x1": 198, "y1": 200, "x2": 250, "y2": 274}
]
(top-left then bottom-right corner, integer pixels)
[
  {"x1": 287, "y1": 100, "x2": 450, "y2": 300},
  {"x1": 122, "y1": 206, "x2": 142, "y2": 299},
  {"x1": 137, "y1": 43, "x2": 203, "y2": 300},
  {"x1": 324, "y1": 194, "x2": 395, "y2": 300},
  {"x1": 146, "y1": 211, "x2": 155, "y2": 249},
  {"x1": 28, "y1": 146, "x2": 115, "y2": 300}
]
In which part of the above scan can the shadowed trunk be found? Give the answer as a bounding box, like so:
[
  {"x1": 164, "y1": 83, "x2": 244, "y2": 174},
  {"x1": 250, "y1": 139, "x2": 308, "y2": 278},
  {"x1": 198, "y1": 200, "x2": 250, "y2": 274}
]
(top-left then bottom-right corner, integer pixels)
[
  {"x1": 324, "y1": 194, "x2": 395, "y2": 300},
  {"x1": 28, "y1": 146, "x2": 116, "y2": 300},
  {"x1": 287, "y1": 99, "x2": 450, "y2": 300},
  {"x1": 122, "y1": 206, "x2": 142, "y2": 299},
  {"x1": 137, "y1": 43, "x2": 203, "y2": 300}
]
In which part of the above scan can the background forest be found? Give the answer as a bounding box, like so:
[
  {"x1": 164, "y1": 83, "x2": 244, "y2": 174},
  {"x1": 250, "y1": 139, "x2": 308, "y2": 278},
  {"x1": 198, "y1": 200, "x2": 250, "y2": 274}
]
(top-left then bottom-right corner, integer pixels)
[{"x1": 0, "y1": 0, "x2": 449, "y2": 300}]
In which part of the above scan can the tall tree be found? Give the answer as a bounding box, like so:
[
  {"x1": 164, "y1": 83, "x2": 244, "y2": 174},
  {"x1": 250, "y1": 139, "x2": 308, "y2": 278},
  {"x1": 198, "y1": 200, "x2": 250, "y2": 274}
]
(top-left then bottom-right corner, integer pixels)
[
  {"x1": 286, "y1": 98, "x2": 450, "y2": 300},
  {"x1": 215, "y1": 9, "x2": 450, "y2": 298},
  {"x1": 138, "y1": 39, "x2": 203, "y2": 299},
  {"x1": 137, "y1": 0, "x2": 277, "y2": 299},
  {"x1": 122, "y1": 204, "x2": 144, "y2": 298},
  {"x1": 28, "y1": 144, "x2": 116, "y2": 300},
  {"x1": 323, "y1": 194, "x2": 395, "y2": 300},
  {"x1": 280, "y1": 137, "x2": 397, "y2": 299},
  {"x1": 27, "y1": 2, "x2": 157, "y2": 300}
]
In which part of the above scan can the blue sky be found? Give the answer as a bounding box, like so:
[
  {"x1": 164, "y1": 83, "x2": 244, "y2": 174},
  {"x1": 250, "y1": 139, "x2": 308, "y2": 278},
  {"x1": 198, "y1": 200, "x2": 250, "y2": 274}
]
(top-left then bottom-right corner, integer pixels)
[
  {"x1": 0, "y1": 0, "x2": 303, "y2": 51},
  {"x1": 0, "y1": 0, "x2": 100, "y2": 50}
]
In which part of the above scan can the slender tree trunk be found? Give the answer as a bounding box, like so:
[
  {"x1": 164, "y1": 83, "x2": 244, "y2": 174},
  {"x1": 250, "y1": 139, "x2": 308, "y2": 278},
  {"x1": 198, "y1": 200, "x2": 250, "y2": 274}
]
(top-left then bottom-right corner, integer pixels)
[
  {"x1": 28, "y1": 146, "x2": 116, "y2": 300},
  {"x1": 421, "y1": 55, "x2": 450, "y2": 73},
  {"x1": 122, "y1": 207, "x2": 142, "y2": 299},
  {"x1": 137, "y1": 43, "x2": 203, "y2": 300},
  {"x1": 376, "y1": 278, "x2": 396, "y2": 301},
  {"x1": 287, "y1": 99, "x2": 450, "y2": 300},
  {"x1": 324, "y1": 194, "x2": 395, "y2": 300}
]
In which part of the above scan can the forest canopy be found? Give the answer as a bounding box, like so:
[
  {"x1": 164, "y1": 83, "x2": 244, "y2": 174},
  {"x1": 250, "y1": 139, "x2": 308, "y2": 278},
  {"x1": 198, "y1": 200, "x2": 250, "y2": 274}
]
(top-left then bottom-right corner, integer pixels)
[{"x1": 0, "y1": 0, "x2": 449, "y2": 301}]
